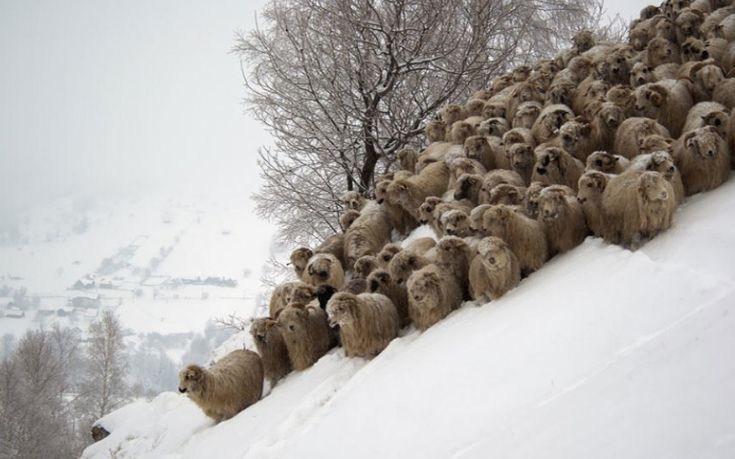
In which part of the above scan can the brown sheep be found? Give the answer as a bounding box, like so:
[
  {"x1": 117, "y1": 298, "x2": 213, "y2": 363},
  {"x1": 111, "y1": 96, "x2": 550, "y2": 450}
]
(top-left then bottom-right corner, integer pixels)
[
  {"x1": 633, "y1": 79, "x2": 694, "y2": 137},
  {"x1": 386, "y1": 161, "x2": 450, "y2": 221},
  {"x1": 441, "y1": 104, "x2": 467, "y2": 125},
  {"x1": 674, "y1": 126, "x2": 731, "y2": 195},
  {"x1": 585, "y1": 151, "x2": 630, "y2": 174},
  {"x1": 353, "y1": 255, "x2": 379, "y2": 280},
  {"x1": 558, "y1": 119, "x2": 593, "y2": 162},
  {"x1": 465, "y1": 98, "x2": 486, "y2": 117},
  {"x1": 477, "y1": 118, "x2": 510, "y2": 138},
  {"x1": 639, "y1": 134, "x2": 675, "y2": 155},
  {"x1": 269, "y1": 281, "x2": 303, "y2": 319},
  {"x1": 481, "y1": 204, "x2": 548, "y2": 275},
  {"x1": 537, "y1": 185, "x2": 589, "y2": 256},
  {"x1": 577, "y1": 170, "x2": 610, "y2": 238},
  {"x1": 629, "y1": 150, "x2": 686, "y2": 203},
  {"x1": 343, "y1": 201, "x2": 393, "y2": 267},
  {"x1": 468, "y1": 236, "x2": 521, "y2": 303},
  {"x1": 507, "y1": 143, "x2": 536, "y2": 185},
  {"x1": 531, "y1": 104, "x2": 575, "y2": 144},
  {"x1": 488, "y1": 183, "x2": 526, "y2": 206},
  {"x1": 675, "y1": 7, "x2": 706, "y2": 44},
  {"x1": 523, "y1": 182, "x2": 547, "y2": 219},
  {"x1": 646, "y1": 37, "x2": 681, "y2": 68},
  {"x1": 606, "y1": 85, "x2": 635, "y2": 115},
  {"x1": 507, "y1": 81, "x2": 545, "y2": 121},
  {"x1": 630, "y1": 62, "x2": 657, "y2": 87},
  {"x1": 375, "y1": 179, "x2": 416, "y2": 235},
  {"x1": 406, "y1": 263, "x2": 463, "y2": 330},
  {"x1": 388, "y1": 249, "x2": 433, "y2": 287},
  {"x1": 682, "y1": 101, "x2": 729, "y2": 138},
  {"x1": 502, "y1": 127, "x2": 536, "y2": 148},
  {"x1": 340, "y1": 209, "x2": 361, "y2": 231},
  {"x1": 303, "y1": 252, "x2": 345, "y2": 290},
  {"x1": 589, "y1": 102, "x2": 625, "y2": 153},
  {"x1": 326, "y1": 292, "x2": 399, "y2": 358},
  {"x1": 277, "y1": 304, "x2": 334, "y2": 371},
  {"x1": 468, "y1": 204, "x2": 491, "y2": 233},
  {"x1": 713, "y1": 78, "x2": 735, "y2": 110},
  {"x1": 512, "y1": 101, "x2": 543, "y2": 129},
  {"x1": 453, "y1": 173, "x2": 484, "y2": 205},
  {"x1": 286, "y1": 282, "x2": 317, "y2": 309},
  {"x1": 573, "y1": 29, "x2": 595, "y2": 53},
  {"x1": 482, "y1": 97, "x2": 510, "y2": 119},
  {"x1": 478, "y1": 170, "x2": 526, "y2": 204},
  {"x1": 341, "y1": 191, "x2": 366, "y2": 211},
  {"x1": 250, "y1": 318, "x2": 292, "y2": 386},
  {"x1": 531, "y1": 146, "x2": 585, "y2": 191},
  {"x1": 367, "y1": 269, "x2": 410, "y2": 327},
  {"x1": 447, "y1": 157, "x2": 487, "y2": 188},
  {"x1": 691, "y1": 62, "x2": 724, "y2": 102},
  {"x1": 418, "y1": 196, "x2": 444, "y2": 225},
  {"x1": 546, "y1": 80, "x2": 576, "y2": 107},
  {"x1": 464, "y1": 135, "x2": 509, "y2": 170},
  {"x1": 602, "y1": 170, "x2": 677, "y2": 247},
  {"x1": 614, "y1": 117, "x2": 672, "y2": 159},
  {"x1": 397, "y1": 148, "x2": 418, "y2": 172},
  {"x1": 681, "y1": 37, "x2": 709, "y2": 63},
  {"x1": 572, "y1": 77, "x2": 609, "y2": 116},
  {"x1": 178, "y1": 350, "x2": 263, "y2": 422},
  {"x1": 448, "y1": 121, "x2": 476, "y2": 145},
  {"x1": 289, "y1": 247, "x2": 314, "y2": 280},
  {"x1": 440, "y1": 209, "x2": 472, "y2": 237},
  {"x1": 425, "y1": 120, "x2": 448, "y2": 143}
]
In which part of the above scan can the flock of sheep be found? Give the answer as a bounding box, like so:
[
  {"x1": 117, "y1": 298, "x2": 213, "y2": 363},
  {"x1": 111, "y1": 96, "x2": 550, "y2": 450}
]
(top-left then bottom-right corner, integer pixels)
[{"x1": 178, "y1": 0, "x2": 735, "y2": 423}]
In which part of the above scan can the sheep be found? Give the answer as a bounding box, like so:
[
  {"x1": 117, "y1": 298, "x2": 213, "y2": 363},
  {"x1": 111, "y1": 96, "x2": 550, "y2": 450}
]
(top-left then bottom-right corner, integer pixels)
[
  {"x1": 646, "y1": 37, "x2": 681, "y2": 68},
  {"x1": 481, "y1": 204, "x2": 548, "y2": 275},
  {"x1": 277, "y1": 303, "x2": 334, "y2": 370},
  {"x1": 507, "y1": 81, "x2": 545, "y2": 121},
  {"x1": 406, "y1": 263, "x2": 463, "y2": 330},
  {"x1": 250, "y1": 318, "x2": 292, "y2": 386},
  {"x1": 447, "y1": 157, "x2": 487, "y2": 189},
  {"x1": 269, "y1": 281, "x2": 303, "y2": 319},
  {"x1": 488, "y1": 183, "x2": 526, "y2": 206},
  {"x1": 681, "y1": 37, "x2": 710, "y2": 63},
  {"x1": 558, "y1": 119, "x2": 593, "y2": 162},
  {"x1": 386, "y1": 161, "x2": 450, "y2": 222},
  {"x1": 425, "y1": 120, "x2": 448, "y2": 142},
  {"x1": 601, "y1": 170, "x2": 677, "y2": 247},
  {"x1": 675, "y1": 7, "x2": 706, "y2": 44},
  {"x1": 303, "y1": 252, "x2": 345, "y2": 290},
  {"x1": 682, "y1": 101, "x2": 729, "y2": 138},
  {"x1": 453, "y1": 173, "x2": 484, "y2": 205},
  {"x1": 464, "y1": 135, "x2": 509, "y2": 170},
  {"x1": 375, "y1": 179, "x2": 416, "y2": 235},
  {"x1": 573, "y1": 29, "x2": 595, "y2": 53},
  {"x1": 577, "y1": 170, "x2": 610, "y2": 238},
  {"x1": 639, "y1": 134, "x2": 675, "y2": 155},
  {"x1": 713, "y1": 78, "x2": 735, "y2": 109},
  {"x1": 440, "y1": 209, "x2": 472, "y2": 237},
  {"x1": 630, "y1": 62, "x2": 657, "y2": 87},
  {"x1": 343, "y1": 201, "x2": 393, "y2": 267},
  {"x1": 507, "y1": 143, "x2": 536, "y2": 185},
  {"x1": 602, "y1": 46, "x2": 632, "y2": 86},
  {"x1": 353, "y1": 255, "x2": 379, "y2": 280},
  {"x1": 341, "y1": 191, "x2": 366, "y2": 211},
  {"x1": 585, "y1": 151, "x2": 630, "y2": 174},
  {"x1": 512, "y1": 64, "x2": 533, "y2": 82},
  {"x1": 537, "y1": 185, "x2": 589, "y2": 256},
  {"x1": 441, "y1": 104, "x2": 468, "y2": 125},
  {"x1": 465, "y1": 98, "x2": 486, "y2": 117},
  {"x1": 448, "y1": 121, "x2": 476, "y2": 145},
  {"x1": 388, "y1": 249, "x2": 433, "y2": 286},
  {"x1": 531, "y1": 104, "x2": 575, "y2": 144},
  {"x1": 512, "y1": 101, "x2": 543, "y2": 129},
  {"x1": 629, "y1": 150, "x2": 686, "y2": 203},
  {"x1": 606, "y1": 85, "x2": 635, "y2": 116},
  {"x1": 546, "y1": 80, "x2": 576, "y2": 106},
  {"x1": 434, "y1": 236, "x2": 473, "y2": 298},
  {"x1": 633, "y1": 79, "x2": 694, "y2": 137},
  {"x1": 691, "y1": 62, "x2": 725, "y2": 102},
  {"x1": 572, "y1": 77, "x2": 609, "y2": 116},
  {"x1": 397, "y1": 148, "x2": 418, "y2": 172},
  {"x1": 468, "y1": 236, "x2": 521, "y2": 303},
  {"x1": 326, "y1": 292, "x2": 399, "y2": 358},
  {"x1": 588, "y1": 101, "x2": 625, "y2": 153},
  {"x1": 523, "y1": 182, "x2": 547, "y2": 219},
  {"x1": 286, "y1": 282, "x2": 317, "y2": 308},
  {"x1": 289, "y1": 247, "x2": 314, "y2": 280},
  {"x1": 314, "y1": 234, "x2": 347, "y2": 269},
  {"x1": 178, "y1": 349, "x2": 263, "y2": 422},
  {"x1": 502, "y1": 127, "x2": 536, "y2": 148},
  {"x1": 478, "y1": 170, "x2": 526, "y2": 204},
  {"x1": 367, "y1": 269, "x2": 410, "y2": 327},
  {"x1": 674, "y1": 126, "x2": 731, "y2": 195},
  {"x1": 614, "y1": 117, "x2": 672, "y2": 159},
  {"x1": 477, "y1": 117, "x2": 510, "y2": 138},
  {"x1": 531, "y1": 146, "x2": 585, "y2": 191},
  {"x1": 340, "y1": 209, "x2": 361, "y2": 230}
]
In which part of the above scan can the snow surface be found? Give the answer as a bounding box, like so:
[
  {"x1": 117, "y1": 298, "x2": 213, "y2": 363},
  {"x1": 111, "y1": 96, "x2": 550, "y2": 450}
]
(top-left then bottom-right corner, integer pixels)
[{"x1": 83, "y1": 180, "x2": 735, "y2": 459}]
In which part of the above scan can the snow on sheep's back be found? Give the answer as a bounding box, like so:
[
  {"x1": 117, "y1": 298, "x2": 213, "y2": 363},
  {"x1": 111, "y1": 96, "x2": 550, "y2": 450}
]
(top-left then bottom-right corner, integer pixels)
[{"x1": 83, "y1": 180, "x2": 735, "y2": 459}]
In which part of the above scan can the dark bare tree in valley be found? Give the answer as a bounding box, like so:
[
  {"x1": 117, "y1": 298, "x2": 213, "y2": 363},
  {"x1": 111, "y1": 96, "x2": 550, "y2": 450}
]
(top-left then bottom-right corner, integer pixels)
[{"x1": 237, "y1": 0, "x2": 624, "y2": 246}]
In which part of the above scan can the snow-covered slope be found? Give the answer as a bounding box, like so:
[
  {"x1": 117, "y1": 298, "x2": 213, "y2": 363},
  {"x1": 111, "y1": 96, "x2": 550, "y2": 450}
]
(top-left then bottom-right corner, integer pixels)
[{"x1": 82, "y1": 181, "x2": 735, "y2": 459}]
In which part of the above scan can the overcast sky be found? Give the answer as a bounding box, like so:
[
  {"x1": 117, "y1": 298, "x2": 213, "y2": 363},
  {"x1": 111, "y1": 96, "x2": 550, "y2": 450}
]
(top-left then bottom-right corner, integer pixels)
[{"x1": 0, "y1": 0, "x2": 650, "y2": 221}]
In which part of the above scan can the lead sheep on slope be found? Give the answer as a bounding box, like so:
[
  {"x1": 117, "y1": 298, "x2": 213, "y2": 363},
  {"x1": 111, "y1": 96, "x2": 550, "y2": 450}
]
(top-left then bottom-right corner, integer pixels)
[{"x1": 326, "y1": 292, "x2": 400, "y2": 358}]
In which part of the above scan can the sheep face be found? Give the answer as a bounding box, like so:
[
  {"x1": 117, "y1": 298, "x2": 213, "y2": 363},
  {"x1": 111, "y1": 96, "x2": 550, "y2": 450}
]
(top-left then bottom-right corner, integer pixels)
[
  {"x1": 290, "y1": 247, "x2": 314, "y2": 277},
  {"x1": 477, "y1": 237, "x2": 514, "y2": 273},
  {"x1": 577, "y1": 171, "x2": 608, "y2": 203},
  {"x1": 508, "y1": 144, "x2": 535, "y2": 171},
  {"x1": 629, "y1": 62, "x2": 655, "y2": 87},
  {"x1": 367, "y1": 269, "x2": 391, "y2": 293},
  {"x1": 440, "y1": 209, "x2": 471, "y2": 237},
  {"x1": 178, "y1": 365, "x2": 205, "y2": 396},
  {"x1": 482, "y1": 101, "x2": 506, "y2": 119},
  {"x1": 478, "y1": 118, "x2": 508, "y2": 137},
  {"x1": 675, "y1": 8, "x2": 704, "y2": 39},
  {"x1": 450, "y1": 121, "x2": 475, "y2": 144},
  {"x1": 524, "y1": 183, "x2": 546, "y2": 218},
  {"x1": 425, "y1": 120, "x2": 447, "y2": 142},
  {"x1": 534, "y1": 147, "x2": 564, "y2": 177},
  {"x1": 639, "y1": 135, "x2": 673, "y2": 154},
  {"x1": 465, "y1": 99, "x2": 486, "y2": 117},
  {"x1": 407, "y1": 270, "x2": 442, "y2": 309},
  {"x1": 307, "y1": 255, "x2": 336, "y2": 284},
  {"x1": 606, "y1": 49, "x2": 631, "y2": 82},
  {"x1": 489, "y1": 184, "x2": 524, "y2": 206},
  {"x1": 418, "y1": 196, "x2": 442, "y2": 224},
  {"x1": 325, "y1": 293, "x2": 357, "y2": 328},
  {"x1": 696, "y1": 65, "x2": 724, "y2": 94},
  {"x1": 547, "y1": 83, "x2": 574, "y2": 106},
  {"x1": 681, "y1": 37, "x2": 708, "y2": 62},
  {"x1": 645, "y1": 151, "x2": 678, "y2": 180},
  {"x1": 586, "y1": 151, "x2": 620, "y2": 173},
  {"x1": 481, "y1": 205, "x2": 512, "y2": 237},
  {"x1": 374, "y1": 180, "x2": 390, "y2": 205},
  {"x1": 250, "y1": 318, "x2": 278, "y2": 346},
  {"x1": 647, "y1": 38, "x2": 679, "y2": 66},
  {"x1": 353, "y1": 255, "x2": 379, "y2": 279},
  {"x1": 597, "y1": 103, "x2": 625, "y2": 129},
  {"x1": 513, "y1": 102, "x2": 542, "y2": 129},
  {"x1": 442, "y1": 105, "x2": 466, "y2": 125},
  {"x1": 634, "y1": 85, "x2": 668, "y2": 118},
  {"x1": 538, "y1": 188, "x2": 568, "y2": 222},
  {"x1": 464, "y1": 136, "x2": 489, "y2": 161},
  {"x1": 341, "y1": 191, "x2": 365, "y2": 211},
  {"x1": 377, "y1": 243, "x2": 401, "y2": 266},
  {"x1": 288, "y1": 283, "x2": 316, "y2": 306},
  {"x1": 683, "y1": 127, "x2": 722, "y2": 160},
  {"x1": 389, "y1": 252, "x2": 425, "y2": 286},
  {"x1": 638, "y1": 172, "x2": 671, "y2": 203},
  {"x1": 573, "y1": 30, "x2": 594, "y2": 53},
  {"x1": 559, "y1": 120, "x2": 591, "y2": 153}
]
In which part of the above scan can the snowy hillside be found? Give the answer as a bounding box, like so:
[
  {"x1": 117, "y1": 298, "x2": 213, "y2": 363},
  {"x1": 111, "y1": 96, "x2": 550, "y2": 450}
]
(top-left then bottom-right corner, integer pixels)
[{"x1": 82, "y1": 179, "x2": 735, "y2": 459}]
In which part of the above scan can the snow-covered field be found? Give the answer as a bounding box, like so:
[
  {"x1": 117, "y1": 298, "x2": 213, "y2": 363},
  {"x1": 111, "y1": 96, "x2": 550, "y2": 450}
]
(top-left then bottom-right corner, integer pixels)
[{"x1": 82, "y1": 180, "x2": 735, "y2": 458}]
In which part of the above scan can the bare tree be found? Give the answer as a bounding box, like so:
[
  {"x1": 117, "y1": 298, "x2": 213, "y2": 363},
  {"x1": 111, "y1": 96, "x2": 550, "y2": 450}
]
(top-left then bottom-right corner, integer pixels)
[
  {"x1": 78, "y1": 311, "x2": 130, "y2": 422},
  {"x1": 236, "y1": 0, "x2": 622, "y2": 245}
]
